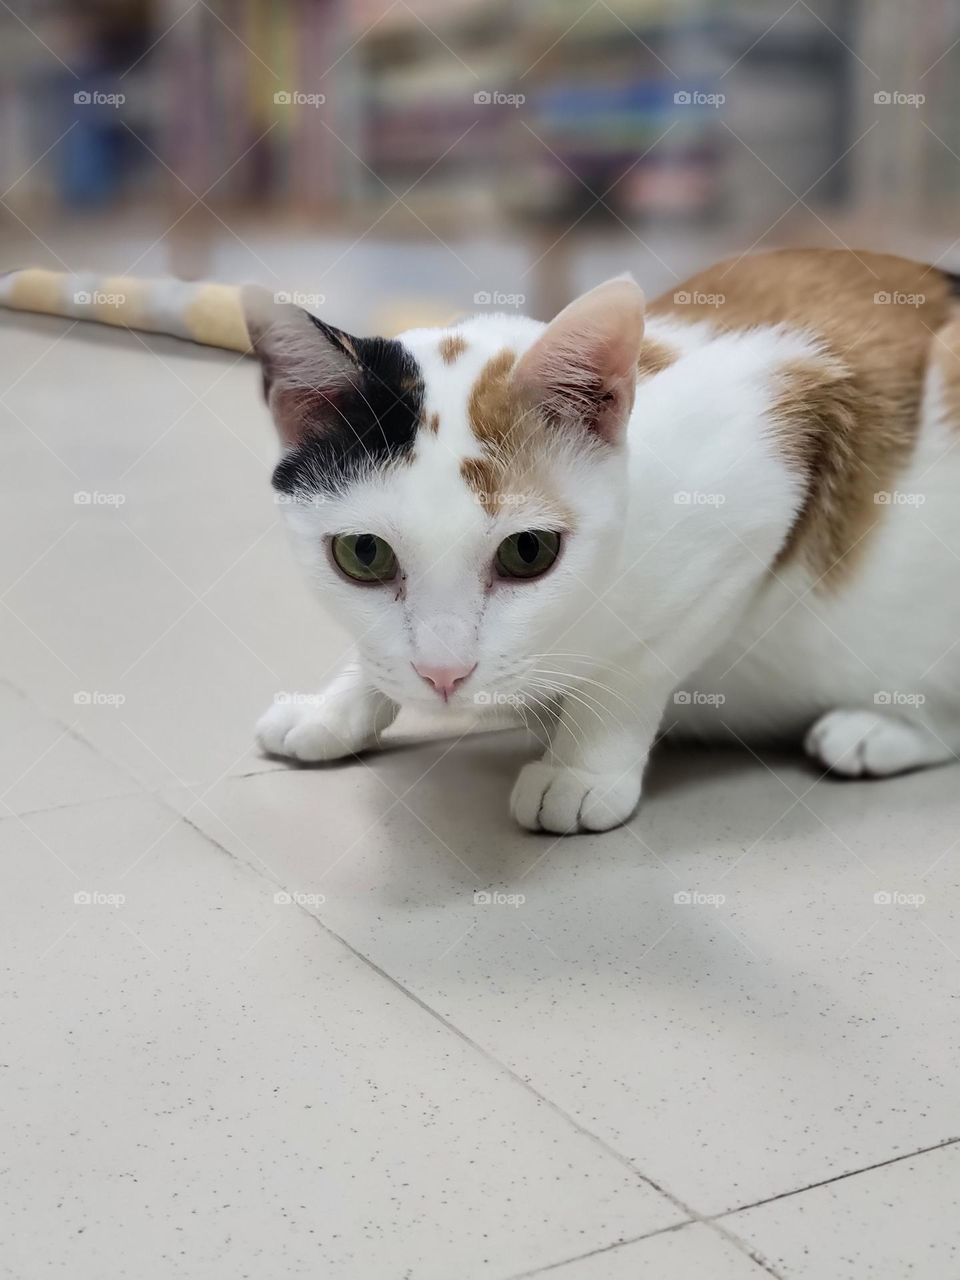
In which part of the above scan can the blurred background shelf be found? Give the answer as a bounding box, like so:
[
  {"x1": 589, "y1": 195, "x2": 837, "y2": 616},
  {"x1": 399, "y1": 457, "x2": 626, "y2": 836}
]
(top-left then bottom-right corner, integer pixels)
[{"x1": 2, "y1": 0, "x2": 959, "y2": 321}]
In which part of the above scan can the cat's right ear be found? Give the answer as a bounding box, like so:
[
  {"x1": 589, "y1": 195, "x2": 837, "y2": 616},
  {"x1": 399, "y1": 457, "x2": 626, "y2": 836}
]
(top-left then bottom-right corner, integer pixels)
[{"x1": 241, "y1": 285, "x2": 361, "y2": 447}]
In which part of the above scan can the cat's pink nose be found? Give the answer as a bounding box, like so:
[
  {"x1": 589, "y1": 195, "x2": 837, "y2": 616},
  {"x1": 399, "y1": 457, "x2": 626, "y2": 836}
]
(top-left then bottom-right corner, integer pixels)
[{"x1": 412, "y1": 661, "x2": 476, "y2": 701}]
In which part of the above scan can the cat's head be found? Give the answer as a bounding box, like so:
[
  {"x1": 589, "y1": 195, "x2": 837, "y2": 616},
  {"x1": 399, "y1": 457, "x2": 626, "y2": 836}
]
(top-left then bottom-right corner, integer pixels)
[{"x1": 243, "y1": 278, "x2": 644, "y2": 709}]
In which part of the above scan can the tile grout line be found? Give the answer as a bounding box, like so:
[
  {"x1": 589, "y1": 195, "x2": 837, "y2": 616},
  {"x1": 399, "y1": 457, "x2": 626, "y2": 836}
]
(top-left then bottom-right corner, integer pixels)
[
  {"x1": 168, "y1": 794, "x2": 784, "y2": 1280},
  {"x1": 708, "y1": 1133, "x2": 960, "y2": 1222},
  {"x1": 0, "y1": 671, "x2": 292, "y2": 819},
  {"x1": 504, "y1": 1218, "x2": 692, "y2": 1280}
]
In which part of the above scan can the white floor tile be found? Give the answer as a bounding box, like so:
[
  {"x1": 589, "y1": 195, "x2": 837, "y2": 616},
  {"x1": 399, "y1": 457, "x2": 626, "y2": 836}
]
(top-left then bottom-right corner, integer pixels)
[
  {"x1": 725, "y1": 1142, "x2": 960, "y2": 1279},
  {"x1": 170, "y1": 734, "x2": 960, "y2": 1215},
  {"x1": 1, "y1": 794, "x2": 682, "y2": 1279},
  {"x1": 0, "y1": 680, "x2": 134, "y2": 815}
]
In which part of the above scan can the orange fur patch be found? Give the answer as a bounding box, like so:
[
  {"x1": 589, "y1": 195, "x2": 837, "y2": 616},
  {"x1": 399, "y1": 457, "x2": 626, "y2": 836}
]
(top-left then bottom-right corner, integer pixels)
[
  {"x1": 438, "y1": 333, "x2": 467, "y2": 365},
  {"x1": 636, "y1": 336, "x2": 677, "y2": 381},
  {"x1": 427, "y1": 410, "x2": 440, "y2": 434},
  {"x1": 932, "y1": 308, "x2": 960, "y2": 426},
  {"x1": 467, "y1": 349, "x2": 518, "y2": 451},
  {"x1": 461, "y1": 348, "x2": 579, "y2": 523},
  {"x1": 653, "y1": 249, "x2": 956, "y2": 586}
]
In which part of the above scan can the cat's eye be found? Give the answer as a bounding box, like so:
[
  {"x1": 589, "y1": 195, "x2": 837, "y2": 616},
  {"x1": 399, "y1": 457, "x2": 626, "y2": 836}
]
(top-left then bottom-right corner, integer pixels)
[
  {"x1": 331, "y1": 533, "x2": 399, "y2": 583},
  {"x1": 495, "y1": 530, "x2": 561, "y2": 580}
]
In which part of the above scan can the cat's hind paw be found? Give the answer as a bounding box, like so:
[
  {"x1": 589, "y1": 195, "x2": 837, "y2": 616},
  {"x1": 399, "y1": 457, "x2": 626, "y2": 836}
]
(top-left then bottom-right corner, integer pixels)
[
  {"x1": 804, "y1": 708, "x2": 945, "y2": 778},
  {"x1": 510, "y1": 761, "x2": 641, "y2": 834},
  {"x1": 256, "y1": 690, "x2": 396, "y2": 763}
]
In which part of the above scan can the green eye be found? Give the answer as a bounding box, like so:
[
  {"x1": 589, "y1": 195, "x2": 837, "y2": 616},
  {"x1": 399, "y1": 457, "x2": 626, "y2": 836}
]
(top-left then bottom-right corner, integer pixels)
[
  {"x1": 331, "y1": 533, "x2": 399, "y2": 583},
  {"x1": 495, "y1": 530, "x2": 561, "y2": 580}
]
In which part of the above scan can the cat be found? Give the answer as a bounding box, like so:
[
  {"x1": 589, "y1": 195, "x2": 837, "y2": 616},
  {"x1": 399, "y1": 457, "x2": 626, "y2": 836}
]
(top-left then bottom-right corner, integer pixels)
[
  {"x1": 6, "y1": 251, "x2": 955, "y2": 833},
  {"x1": 241, "y1": 248, "x2": 960, "y2": 833}
]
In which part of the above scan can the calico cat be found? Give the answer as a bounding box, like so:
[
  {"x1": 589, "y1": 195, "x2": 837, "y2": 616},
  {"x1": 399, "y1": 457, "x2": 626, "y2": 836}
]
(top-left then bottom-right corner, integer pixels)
[
  {"x1": 5, "y1": 250, "x2": 958, "y2": 832},
  {"x1": 242, "y1": 248, "x2": 960, "y2": 833}
]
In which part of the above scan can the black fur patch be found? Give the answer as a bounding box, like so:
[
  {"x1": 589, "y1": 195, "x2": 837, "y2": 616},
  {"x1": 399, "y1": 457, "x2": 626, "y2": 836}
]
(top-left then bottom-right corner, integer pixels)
[{"x1": 272, "y1": 318, "x2": 424, "y2": 496}]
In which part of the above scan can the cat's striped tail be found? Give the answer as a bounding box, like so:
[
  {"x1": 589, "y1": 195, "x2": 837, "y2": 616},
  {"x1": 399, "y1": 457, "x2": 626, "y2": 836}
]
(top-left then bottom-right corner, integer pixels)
[{"x1": 0, "y1": 268, "x2": 250, "y2": 352}]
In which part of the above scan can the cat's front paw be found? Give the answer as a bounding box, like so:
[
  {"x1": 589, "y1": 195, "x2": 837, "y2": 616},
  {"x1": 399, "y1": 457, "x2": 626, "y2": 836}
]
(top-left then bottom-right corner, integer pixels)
[
  {"x1": 510, "y1": 761, "x2": 641, "y2": 834},
  {"x1": 256, "y1": 692, "x2": 395, "y2": 763}
]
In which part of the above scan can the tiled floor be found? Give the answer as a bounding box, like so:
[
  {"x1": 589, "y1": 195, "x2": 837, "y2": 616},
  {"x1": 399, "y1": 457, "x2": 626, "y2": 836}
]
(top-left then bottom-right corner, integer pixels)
[{"x1": 3, "y1": 307, "x2": 960, "y2": 1280}]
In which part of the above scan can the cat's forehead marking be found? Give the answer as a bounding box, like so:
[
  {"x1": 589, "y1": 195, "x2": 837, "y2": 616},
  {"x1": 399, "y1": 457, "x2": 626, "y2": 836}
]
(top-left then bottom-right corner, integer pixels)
[
  {"x1": 438, "y1": 333, "x2": 467, "y2": 364},
  {"x1": 467, "y1": 349, "x2": 518, "y2": 449}
]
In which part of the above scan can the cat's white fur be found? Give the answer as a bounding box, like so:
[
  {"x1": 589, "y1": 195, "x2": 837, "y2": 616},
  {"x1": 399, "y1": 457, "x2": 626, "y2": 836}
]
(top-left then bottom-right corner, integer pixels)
[{"x1": 257, "y1": 283, "x2": 960, "y2": 832}]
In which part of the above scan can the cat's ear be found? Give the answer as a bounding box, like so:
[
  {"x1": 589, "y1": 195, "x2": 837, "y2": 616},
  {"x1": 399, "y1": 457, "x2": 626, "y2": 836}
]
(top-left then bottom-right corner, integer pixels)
[
  {"x1": 242, "y1": 285, "x2": 361, "y2": 447},
  {"x1": 513, "y1": 275, "x2": 644, "y2": 445}
]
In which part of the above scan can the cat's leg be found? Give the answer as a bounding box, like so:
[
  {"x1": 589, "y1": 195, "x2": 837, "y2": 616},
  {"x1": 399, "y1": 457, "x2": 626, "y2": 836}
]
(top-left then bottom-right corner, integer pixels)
[
  {"x1": 256, "y1": 661, "x2": 398, "y2": 763},
  {"x1": 804, "y1": 708, "x2": 958, "y2": 778},
  {"x1": 510, "y1": 673, "x2": 670, "y2": 834}
]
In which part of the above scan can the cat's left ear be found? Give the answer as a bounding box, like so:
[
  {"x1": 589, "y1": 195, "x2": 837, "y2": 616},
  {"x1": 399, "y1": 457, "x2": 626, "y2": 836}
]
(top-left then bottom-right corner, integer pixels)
[
  {"x1": 513, "y1": 275, "x2": 645, "y2": 445},
  {"x1": 241, "y1": 285, "x2": 363, "y2": 446}
]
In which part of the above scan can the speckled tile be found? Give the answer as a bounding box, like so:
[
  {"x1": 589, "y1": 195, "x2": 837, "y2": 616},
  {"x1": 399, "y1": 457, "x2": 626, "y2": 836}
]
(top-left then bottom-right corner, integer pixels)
[
  {"x1": 0, "y1": 323, "x2": 348, "y2": 788},
  {"x1": 522, "y1": 1222, "x2": 768, "y2": 1278},
  {"x1": 0, "y1": 794, "x2": 683, "y2": 1279},
  {"x1": 170, "y1": 734, "x2": 960, "y2": 1216},
  {"x1": 724, "y1": 1142, "x2": 960, "y2": 1279},
  {"x1": 0, "y1": 680, "x2": 135, "y2": 816}
]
